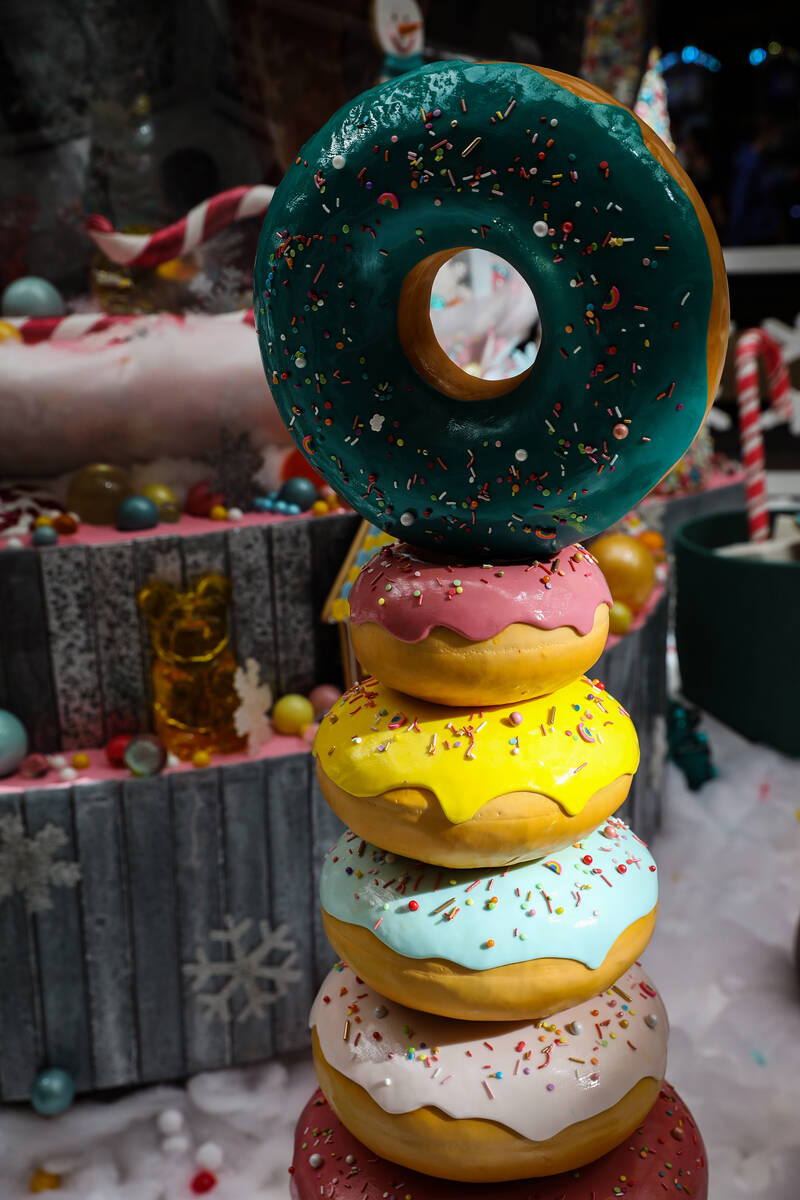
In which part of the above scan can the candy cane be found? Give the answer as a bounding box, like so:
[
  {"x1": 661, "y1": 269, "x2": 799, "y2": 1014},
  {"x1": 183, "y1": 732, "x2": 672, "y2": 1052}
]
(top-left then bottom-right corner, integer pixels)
[
  {"x1": 735, "y1": 327, "x2": 791, "y2": 541},
  {"x1": 5, "y1": 309, "x2": 255, "y2": 345},
  {"x1": 85, "y1": 184, "x2": 275, "y2": 268}
]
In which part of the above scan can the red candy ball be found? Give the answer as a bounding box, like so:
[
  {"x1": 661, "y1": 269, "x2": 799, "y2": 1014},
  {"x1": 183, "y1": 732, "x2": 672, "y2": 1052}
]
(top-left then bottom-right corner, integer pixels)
[
  {"x1": 408, "y1": 900, "x2": 420, "y2": 911},
  {"x1": 581, "y1": 855, "x2": 593, "y2": 865},
  {"x1": 185, "y1": 482, "x2": 225, "y2": 518},
  {"x1": 190, "y1": 1170, "x2": 217, "y2": 1194},
  {"x1": 105, "y1": 735, "x2": 132, "y2": 767}
]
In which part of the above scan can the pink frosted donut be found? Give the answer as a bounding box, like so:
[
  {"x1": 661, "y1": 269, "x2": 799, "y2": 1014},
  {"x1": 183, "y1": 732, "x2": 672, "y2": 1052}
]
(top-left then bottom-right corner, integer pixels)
[
  {"x1": 349, "y1": 542, "x2": 611, "y2": 704},
  {"x1": 291, "y1": 1084, "x2": 707, "y2": 1199}
]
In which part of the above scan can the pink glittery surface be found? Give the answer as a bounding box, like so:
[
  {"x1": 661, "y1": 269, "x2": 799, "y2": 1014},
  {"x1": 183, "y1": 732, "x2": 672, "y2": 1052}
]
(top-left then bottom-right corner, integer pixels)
[{"x1": 348, "y1": 541, "x2": 612, "y2": 643}]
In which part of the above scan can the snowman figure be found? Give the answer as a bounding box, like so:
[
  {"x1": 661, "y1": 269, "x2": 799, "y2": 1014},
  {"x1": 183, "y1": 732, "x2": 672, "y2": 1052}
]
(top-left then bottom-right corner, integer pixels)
[{"x1": 371, "y1": 0, "x2": 425, "y2": 81}]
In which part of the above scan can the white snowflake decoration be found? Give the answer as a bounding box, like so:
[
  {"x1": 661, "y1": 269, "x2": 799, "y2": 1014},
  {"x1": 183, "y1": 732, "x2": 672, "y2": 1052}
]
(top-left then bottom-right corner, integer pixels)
[
  {"x1": 183, "y1": 916, "x2": 302, "y2": 1024},
  {"x1": 0, "y1": 814, "x2": 81, "y2": 913},
  {"x1": 233, "y1": 658, "x2": 273, "y2": 751}
]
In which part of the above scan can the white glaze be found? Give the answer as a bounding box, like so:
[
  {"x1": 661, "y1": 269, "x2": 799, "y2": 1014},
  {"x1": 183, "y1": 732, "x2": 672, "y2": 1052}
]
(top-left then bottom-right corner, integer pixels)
[{"x1": 311, "y1": 962, "x2": 668, "y2": 1141}]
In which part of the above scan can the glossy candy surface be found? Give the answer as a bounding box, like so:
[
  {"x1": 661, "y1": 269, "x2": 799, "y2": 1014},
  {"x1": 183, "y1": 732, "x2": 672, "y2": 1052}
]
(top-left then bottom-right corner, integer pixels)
[{"x1": 255, "y1": 60, "x2": 727, "y2": 557}]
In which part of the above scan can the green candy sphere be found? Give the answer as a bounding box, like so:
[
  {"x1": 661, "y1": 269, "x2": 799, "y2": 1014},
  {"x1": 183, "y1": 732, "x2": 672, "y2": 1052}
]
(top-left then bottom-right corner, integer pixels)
[
  {"x1": 123, "y1": 734, "x2": 167, "y2": 776},
  {"x1": 2, "y1": 276, "x2": 64, "y2": 318},
  {"x1": 116, "y1": 495, "x2": 159, "y2": 531},
  {"x1": 278, "y1": 476, "x2": 318, "y2": 511},
  {"x1": 0, "y1": 708, "x2": 28, "y2": 777},
  {"x1": 31, "y1": 525, "x2": 59, "y2": 547},
  {"x1": 31, "y1": 1067, "x2": 75, "y2": 1115}
]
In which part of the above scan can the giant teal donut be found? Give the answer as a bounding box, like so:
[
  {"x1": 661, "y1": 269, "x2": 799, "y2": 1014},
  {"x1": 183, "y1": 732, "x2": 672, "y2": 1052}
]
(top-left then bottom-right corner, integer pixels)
[{"x1": 254, "y1": 61, "x2": 728, "y2": 557}]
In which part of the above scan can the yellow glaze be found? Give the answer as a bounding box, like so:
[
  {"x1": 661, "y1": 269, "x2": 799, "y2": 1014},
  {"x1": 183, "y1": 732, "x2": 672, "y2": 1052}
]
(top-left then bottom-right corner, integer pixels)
[{"x1": 313, "y1": 675, "x2": 638, "y2": 825}]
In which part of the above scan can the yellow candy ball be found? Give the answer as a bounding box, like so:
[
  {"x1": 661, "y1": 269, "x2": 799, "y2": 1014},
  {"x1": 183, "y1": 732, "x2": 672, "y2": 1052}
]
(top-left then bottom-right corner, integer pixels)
[
  {"x1": 0, "y1": 320, "x2": 23, "y2": 343},
  {"x1": 591, "y1": 533, "x2": 656, "y2": 614},
  {"x1": 209, "y1": 505, "x2": 228, "y2": 521},
  {"x1": 272, "y1": 694, "x2": 315, "y2": 736},
  {"x1": 311, "y1": 500, "x2": 329, "y2": 516},
  {"x1": 192, "y1": 749, "x2": 211, "y2": 768},
  {"x1": 608, "y1": 600, "x2": 633, "y2": 635},
  {"x1": 29, "y1": 1169, "x2": 60, "y2": 1193},
  {"x1": 141, "y1": 483, "x2": 178, "y2": 509},
  {"x1": 71, "y1": 752, "x2": 91, "y2": 769},
  {"x1": 33, "y1": 515, "x2": 54, "y2": 528}
]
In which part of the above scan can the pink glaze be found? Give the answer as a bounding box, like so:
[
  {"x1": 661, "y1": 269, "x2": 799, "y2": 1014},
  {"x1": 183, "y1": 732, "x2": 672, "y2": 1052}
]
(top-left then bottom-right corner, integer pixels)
[
  {"x1": 0, "y1": 733, "x2": 310, "y2": 794},
  {"x1": 348, "y1": 542, "x2": 611, "y2": 643},
  {"x1": 1, "y1": 506, "x2": 347, "y2": 552}
]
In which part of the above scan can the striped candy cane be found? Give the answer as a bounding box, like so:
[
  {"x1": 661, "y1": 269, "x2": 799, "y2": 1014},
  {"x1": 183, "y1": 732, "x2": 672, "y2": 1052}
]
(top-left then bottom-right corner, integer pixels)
[
  {"x1": 85, "y1": 184, "x2": 275, "y2": 268},
  {"x1": 5, "y1": 309, "x2": 255, "y2": 345},
  {"x1": 735, "y1": 327, "x2": 791, "y2": 541}
]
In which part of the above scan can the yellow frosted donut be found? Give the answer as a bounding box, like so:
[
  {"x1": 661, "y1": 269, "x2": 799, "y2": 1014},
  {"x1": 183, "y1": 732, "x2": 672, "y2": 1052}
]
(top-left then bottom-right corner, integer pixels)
[{"x1": 313, "y1": 675, "x2": 638, "y2": 867}]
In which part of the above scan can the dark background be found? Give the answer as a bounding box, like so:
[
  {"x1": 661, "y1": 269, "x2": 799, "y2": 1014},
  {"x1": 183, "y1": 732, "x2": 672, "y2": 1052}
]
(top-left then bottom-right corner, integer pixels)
[{"x1": 0, "y1": 1, "x2": 797, "y2": 322}]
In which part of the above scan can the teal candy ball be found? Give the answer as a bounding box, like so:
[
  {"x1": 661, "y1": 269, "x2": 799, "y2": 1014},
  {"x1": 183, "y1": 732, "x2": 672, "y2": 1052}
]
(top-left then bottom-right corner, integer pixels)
[
  {"x1": 31, "y1": 525, "x2": 59, "y2": 547},
  {"x1": 278, "y1": 476, "x2": 318, "y2": 511},
  {"x1": 123, "y1": 734, "x2": 167, "y2": 777},
  {"x1": 116, "y1": 495, "x2": 159, "y2": 531},
  {"x1": 31, "y1": 1067, "x2": 75, "y2": 1115},
  {"x1": 0, "y1": 709, "x2": 28, "y2": 777},
  {"x1": 2, "y1": 276, "x2": 65, "y2": 318}
]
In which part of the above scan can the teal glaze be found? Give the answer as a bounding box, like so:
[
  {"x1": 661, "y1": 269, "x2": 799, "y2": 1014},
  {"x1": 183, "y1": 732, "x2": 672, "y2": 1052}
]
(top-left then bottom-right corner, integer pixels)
[
  {"x1": 321, "y1": 821, "x2": 658, "y2": 970},
  {"x1": 255, "y1": 61, "x2": 715, "y2": 558}
]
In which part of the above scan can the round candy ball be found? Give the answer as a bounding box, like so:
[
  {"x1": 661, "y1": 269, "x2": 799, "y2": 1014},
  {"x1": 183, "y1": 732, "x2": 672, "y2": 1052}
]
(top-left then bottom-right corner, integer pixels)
[
  {"x1": 105, "y1": 735, "x2": 132, "y2": 767},
  {"x1": 31, "y1": 525, "x2": 58, "y2": 547},
  {"x1": 185, "y1": 481, "x2": 224, "y2": 518},
  {"x1": 308, "y1": 684, "x2": 342, "y2": 717},
  {"x1": 141, "y1": 483, "x2": 178, "y2": 509},
  {"x1": 0, "y1": 709, "x2": 28, "y2": 776},
  {"x1": 278, "y1": 476, "x2": 318, "y2": 512},
  {"x1": 608, "y1": 600, "x2": 634, "y2": 636},
  {"x1": 0, "y1": 320, "x2": 23, "y2": 343},
  {"x1": 123, "y1": 734, "x2": 167, "y2": 777},
  {"x1": 53, "y1": 512, "x2": 79, "y2": 536},
  {"x1": 116, "y1": 495, "x2": 159, "y2": 531},
  {"x1": 159, "y1": 501, "x2": 181, "y2": 523},
  {"x1": 591, "y1": 533, "x2": 656, "y2": 614},
  {"x1": 2, "y1": 276, "x2": 64, "y2": 318},
  {"x1": 30, "y1": 1067, "x2": 75, "y2": 1116},
  {"x1": 66, "y1": 464, "x2": 132, "y2": 525},
  {"x1": 272, "y1": 693, "x2": 315, "y2": 735}
]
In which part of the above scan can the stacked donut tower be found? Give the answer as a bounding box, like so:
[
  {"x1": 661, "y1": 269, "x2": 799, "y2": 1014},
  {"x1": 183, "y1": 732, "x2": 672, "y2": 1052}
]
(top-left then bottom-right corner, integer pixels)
[{"x1": 254, "y1": 60, "x2": 728, "y2": 1199}]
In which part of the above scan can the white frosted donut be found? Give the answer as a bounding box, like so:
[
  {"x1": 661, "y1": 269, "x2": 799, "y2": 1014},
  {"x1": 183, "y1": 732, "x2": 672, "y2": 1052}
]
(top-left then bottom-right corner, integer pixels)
[{"x1": 311, "y1": 961, "x2": 668, "y2": 1181}]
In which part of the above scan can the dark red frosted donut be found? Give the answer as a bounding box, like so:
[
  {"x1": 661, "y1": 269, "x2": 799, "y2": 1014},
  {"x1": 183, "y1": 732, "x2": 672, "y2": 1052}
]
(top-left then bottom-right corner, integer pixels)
[{"x1": 290, "y1": 1084, "x2": 707, "y2": 1199}]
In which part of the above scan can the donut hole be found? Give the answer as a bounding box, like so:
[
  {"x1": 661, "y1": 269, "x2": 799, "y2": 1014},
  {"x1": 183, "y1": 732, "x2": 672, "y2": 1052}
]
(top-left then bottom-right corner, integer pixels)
[{"x1": 398, "y1": 249, "x2": 537, "y2": 401}]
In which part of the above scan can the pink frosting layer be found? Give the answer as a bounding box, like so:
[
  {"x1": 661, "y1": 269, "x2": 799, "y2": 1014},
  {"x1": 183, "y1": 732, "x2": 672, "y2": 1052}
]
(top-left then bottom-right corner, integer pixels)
[{"x1": 348, "y1": 542, "x2": 611, "y2": 643}]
